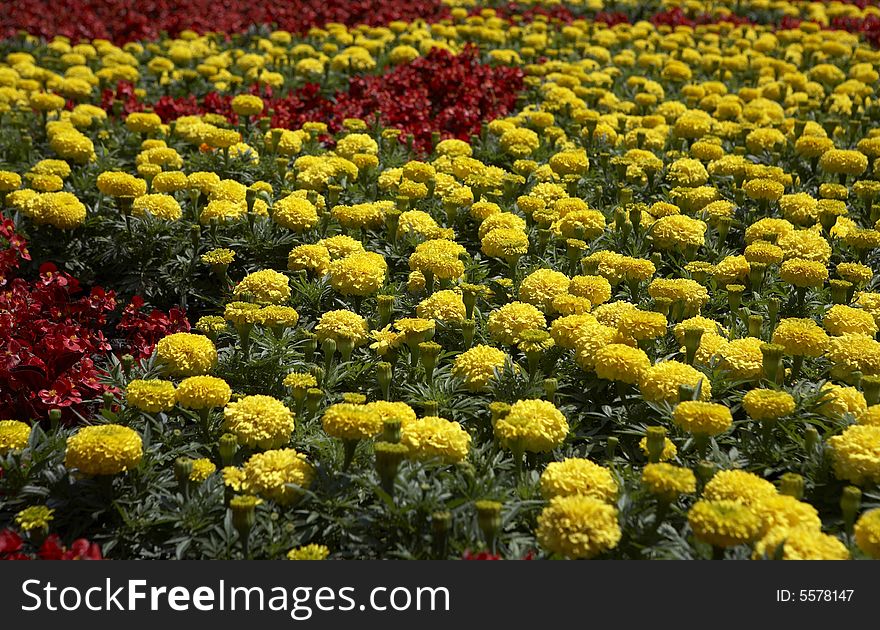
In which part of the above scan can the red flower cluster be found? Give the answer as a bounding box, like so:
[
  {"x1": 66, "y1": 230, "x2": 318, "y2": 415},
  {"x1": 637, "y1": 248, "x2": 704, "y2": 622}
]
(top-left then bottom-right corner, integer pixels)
[
  {"x1": 1, "y1": 0, "x2": 447, "y2": 44},
  {"x1": 0, "y1": 530, "x2": 102, "y2": 561},
  {"x1": 103, "y1": 47, "x2": 524, "y2": 154},
  {"x1": 116, "y1": 295, "x2": 190, "y2": 360},
  {"x1": 0, "y1": 222, "x2": 188, "y2": 421},
  {"x1": 0, "y1": 261, "x2": 116, "y2": 422}
]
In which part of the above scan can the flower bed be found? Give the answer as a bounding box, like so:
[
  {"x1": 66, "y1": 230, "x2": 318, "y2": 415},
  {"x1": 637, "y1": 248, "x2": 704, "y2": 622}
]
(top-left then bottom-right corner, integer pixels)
[{"x1": 2, "y1": 1, "x2": 880, "y2": 561}]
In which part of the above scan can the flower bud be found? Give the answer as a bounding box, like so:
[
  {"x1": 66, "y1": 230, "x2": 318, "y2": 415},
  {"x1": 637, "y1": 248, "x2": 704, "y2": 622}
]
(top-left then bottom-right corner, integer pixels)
[
  {"x1": 462, "y1": 319, "x2": 476, "y2": 349},
  {"x1": 861, "y1": 375, "x2": 880, "y2": 406},
  {"x1": 748, "y1": 262, "x2": 766, "y2": 290},
  {"x1": 219, "y1": 433, "x2": 238, "y2": 466},
  {"x1": 337, "y1": 336, "x2": 355, "y2": 362},
  {"x1": 377, "y1": 294, "x2": 395, "y2": 327},
  {"x1": 475, "y1": 500, "x2": 502, "y2": 550},
  {"x1": 653, "y1": 296, "x2": 672, "y2": 317},
  {"x1": 830, "y1": 279, "x2": 853, "y2": 305},
  {"x1": 306, "y1": 388, "x2": 323, "y2": 414},
  {"x1": 431, "y1": 511, "x2": 452, "y2": 558},
  {"x1": 229, "y1": 495, "x2": 261, "y2": 554},
  {"x1": 381, "y1": 419, "x2": 402, "y2": 444},
  {"x1": 302, "y1": 331, "x2": 318, "y2": 362},
  {"x1": 605, "y1": 436, "x2": 619, "y2": 460},
  {"x1": 419, "y1": 341, "x2": 442, "y2": 383},
  {"x1": 696, "y1": 460, "x2": 716, "y2": 491},
  {"x1": 646, "y1": 426, "x2": 667, "y2": 464},
  {"x1": 374, "y1": 441, "x2": 409, "y2": 496},
  {"x1": 422, "y1": 400, "x2": 439, "y2": 417},
  {"x1": 678, "y1": 383, "x2": 697, "y2": 402},
  {"x1": 174, "y1": 456, "x2": 193, "y2": 492},
  {"x1": 760, "y1": 342, "x2": 784, "y2": 384},
  {"x1": 726, "y1": 284, "x2": 744, "y2": 312},
  {"x1": 841, "y1": 485, "x2": 862, "y2": 534},
  {"x1": 747, "y1": 314, "x2": 763, "y2": 339},
  {"x1": 778, "y1": 473, "x2": 805, "y2": 500},
  {"x1": 377, "y1": 362, "x2": 392, "y2": 400},
  {"x1": 489, "y1": 402, "x2": 510, "y2": 426},
  {"x1": 342, "y1": 392, "x2": 366, "y2": 404},
  {"x1": 683, "y1": 327, "x2": 703, "y2": 365},
  {"x1": 543, "y1": 377, "x2": 557, "y2": 402}
]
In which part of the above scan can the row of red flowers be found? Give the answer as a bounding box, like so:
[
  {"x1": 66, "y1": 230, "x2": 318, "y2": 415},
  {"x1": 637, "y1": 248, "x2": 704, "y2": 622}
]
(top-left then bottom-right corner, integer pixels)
[
  {"x1": 1, "y1": 220, "x2": 189, "y2": 422},
  {"x1": 101, "y1": 47, "x2": 525, "y2": 153},
  {"x1": 0, "y1": 529, "x2": 102, "y2": 561},
  {"x1": 1, "y1": 0, "x2": 449, "y2": 45}
]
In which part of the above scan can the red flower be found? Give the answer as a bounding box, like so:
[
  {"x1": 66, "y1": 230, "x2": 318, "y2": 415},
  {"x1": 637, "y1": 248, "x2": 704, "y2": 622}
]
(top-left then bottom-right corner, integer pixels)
[{"x1": 39, "y1": 535, "x2": 103, "y2": 561}]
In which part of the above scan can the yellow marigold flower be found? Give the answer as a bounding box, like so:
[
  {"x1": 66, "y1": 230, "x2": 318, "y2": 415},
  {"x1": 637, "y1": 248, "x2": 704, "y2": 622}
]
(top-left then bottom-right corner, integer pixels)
[
  {"x1": 322, "y1": 403, "x2": 382, "y2": 441},
  {"x1": 673, "y1": 401, "x2": 732, "y2": 437},
  {"x1": 223, "y1": 395, "x2": 294, "y2": 449},
  {"x1": 201, "y1": 248, "x2": 235, "y2": 266},
  {"x1": 417, "y1": 290, "x2": 466, "y2": 322},
  {"x1": 500, "y1": 127, "x2": 540, "y2": 158},
  {"x1": 452, "y1": 344, "x2": 508, "y2": 391},
  {"x1": 65, "y1": 424, "x2": 143, "y2": 475},
  {"x1": 818, "y1": 149, "x2": 868, "y2": 176},
  {"x1": 837, "y1": 262, "x2": 873, "y2": 286},
  {"x1": 27, "y1": 173, "x2": 63, "y2": 192},
  {"x1": 667, "y1": 158, "x2": 708, "y2": 187},
  {"x1": 233, "y1": 269, "x2": 290, "y2": 305},
  {"x1": 719, "y1": 337, "x2": 764, "y2": 379},
  {"x1": 823, "y1": 305, "x2": 878, "y2": 337},
  {"x1": 753, "y1": 494, "x2": 821, "y2": 538},
  {"x1": 744, "y1": 240, "x2": 784, "y2": 265},
  {"x1": 329, "y1": 252, "x2": 386, "y2": 296},
  {"x1": 642, "y1": 463, "x2": 696, "y2": 500},
  {"x1": 126, "y1": 379, "x2": 177, "y2": 413},
  {"x1": 617, "y1": 309, "x2": 667, "y2": 342},
  {"x1": 176, "y1": 376, "x2": 231, "y2": 410},
  {"x1": 494, "y1": 399, "x2": 568, "y2": 454},
  {"x1": 704, "y1": 469, "x2": 777, "y2": 506},
  {"x1": 132, "y1": 193, "x2": 182, "y2": 220},
  {"x1": 639, "y1": 361, "x2": 711, "y2": 404},
  {"x1": 593, "y1": 344, "x2": 651, "y2": 384},
  {"x1": 152, "y1": 171, "x2": 188, "y2": 193},
  {"x1": 745, "y1": 217, "x2": 794, "y2": 244},
  {"x1": 480, "y1": 228, "x2": 529, "y2": 261},
  {"x1": 743, "y1": 178, "x2": 785, "y2": 202},
  {"x1": 287, "y1": 544, "x2": 330, "y2": 560},
  {"x1": 772, "y1": 318, "x2": 828, "y2": 357},
  {"x1": 28, "y1": 192, "x2": 87, "y2": 229},
  {"x1": 672, "y1": 316, "x2": 722, "y2": 344},
  {"x1": 363, "y1": 401, "x2": 417, "y2": 425},
  {"x1": 230, "y1": 94, "x2": 264, "y2": 116},
  {"x1": 780, "y1": 193, "x2": 818, "y2": 225},
  {"x1": 273, "y1": 195, "x2": 318, "y2": 232},
  {"x1": 283, "y1": 371, "x2": 317, "y2": 392},
  {"x1": 860, "y1": 406, "x2": 880, "y2": 427},
  {"x1": 713, "y1": 255, "x2": 750, "y2": 286},
  {"x1": 648, "y1": 278, "x2": 708, "y2": 311},
  {"x1": 436, "y1": 138, "x2": 471, "y2": 158},
  {"x1": 536, "y1": 495, "x2": 621, "y2": 559},
  {"x1": 572, "y1": 321, "x2": 618, "y2": 370},
  {"x1": 97, "y1": 171, "x2": 147, "y2": 197},
  {"x1": 15, "y1": 506, "x2": 54, "y2": 532},
  {"x1": 189, "y1": 458, "x2": 216, "y2": 482},
  {"x1": 753, "y1": 525, "x2": 849, "y2": 560},
  {"x1": 689, "y1": 499, "x2": 761, "y2": 548},
  {"x1": 779, "y1": 258, "x2": 827, "y2": 288},
  {"x1": 233, "y1": 448, "x2": 314, "y2": 505},
  {"x1": 650, "y1": 214, "x2": 706, "y2": 250},
  {"x1": 569, "y1": 274, "x2": 611, "y2": 305},
  {"x1": 742, "y1": 390, "x2": 795, "y2": 422},
  {"x1": 818, "y1": 383, "x2": 867, "y2": 419},
  {"x1": 854, "y1": 509, "x2": 880, "y2": 559},
  {"x1": 778, "y1": 229, "x2": 831, "y2": 263},
  {"x1": 487, "y1": 301, "x2": 546, "y2": 346},
  {"x1": 518, "y1": 268, "x2": 570, "y2": 312},
  {"x1": 315, "y1": 309, "x2": 369, "y2": 345},
  {"x1": 400, "y1": 416, "x2": 471, "y2": 464},
  {"x1": 288, "y1": 244, "x2": 331, "y2": 275},
  {"x1": 0, "y1": 420, "x2": 31, "y2": 455},
  {"x1": 30, "y1": 92, "x2": 66, "y2": 111},
  {"x1": 0, "y1": 171, "x2": 22, "y2": 192},
  {"x1": 540, "y1": 458, "x2": 618, "y2": 502},
  {"x1": 318, "y1": 234, "x2": 365, "y2": 259},
  {"x1": 332, "y1": 201, "x2": 390, "y2": 230},
  {"x1": 156, "y1": 332, "x2": 217, "y2": 376},
  {"x1": 125, "y1": 111, "x2": 162, "y2": 134},
  {"x1": 829, "y1": 424, "x2": 880, "y2": 485}
]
